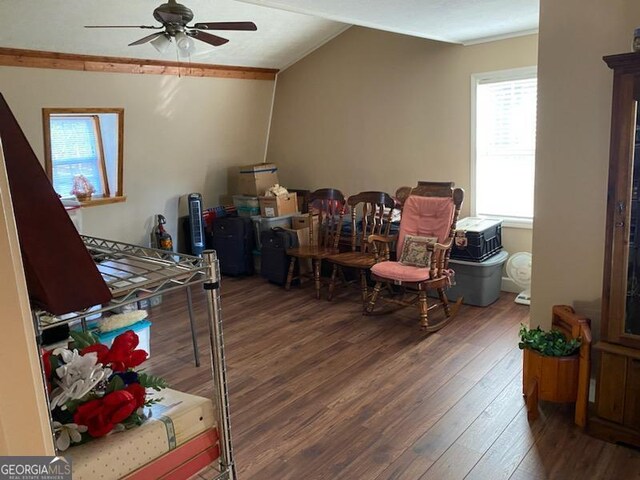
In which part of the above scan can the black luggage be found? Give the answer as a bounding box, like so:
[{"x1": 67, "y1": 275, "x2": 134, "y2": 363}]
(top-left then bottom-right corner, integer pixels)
[
  {"x1": 260, "y1": 227, "x2": 299, "y2": 285},
  {"x1": 211, "y1": 217, "x2": 255, "y2": 276}
]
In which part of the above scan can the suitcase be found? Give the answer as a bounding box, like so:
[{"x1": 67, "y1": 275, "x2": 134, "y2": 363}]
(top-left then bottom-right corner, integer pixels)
[
  {"x1": 260, "y1": 227, "x2": 299, "y2": 285},
  {"x1": 211, "y1": 217, "x2": 255, "y2": 276}
]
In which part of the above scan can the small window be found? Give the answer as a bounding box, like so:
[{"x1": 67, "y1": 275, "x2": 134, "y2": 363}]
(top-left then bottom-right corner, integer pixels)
[
  {"x1": 471, "y1": 67, "x2": 537, "y2": 227},
  {"x1": 43, "y1": 108, "x2": 124, "y2": 205}
]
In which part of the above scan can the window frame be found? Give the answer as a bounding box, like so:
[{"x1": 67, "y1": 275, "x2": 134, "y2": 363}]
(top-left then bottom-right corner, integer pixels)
[
  {"x1": 43, "y1": 107, "x2": 125, "y2": 206},
  {"x1": 470, "y1": 66, "x2": 537, "y2": 229}
]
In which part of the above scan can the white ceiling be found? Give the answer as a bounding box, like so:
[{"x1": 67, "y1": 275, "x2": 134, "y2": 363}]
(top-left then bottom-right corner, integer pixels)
[
  {"x1": 0, "y1": 0, "x2": 539, "y2": 70},
  {"x1": 0, "y1": 0, "x2": 348, "y2": 69},
  {"x1": 237, "y1": 0, "x2": 539, "y2": 45}
]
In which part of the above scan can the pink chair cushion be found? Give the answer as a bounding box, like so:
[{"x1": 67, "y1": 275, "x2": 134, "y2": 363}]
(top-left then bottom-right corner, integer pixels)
[
  {"x1": 396, "y1": 195, "x2": 455, "y2": 258},
  {"x1": 371, "y1": 261, "x2": 431, "y2": 282}
]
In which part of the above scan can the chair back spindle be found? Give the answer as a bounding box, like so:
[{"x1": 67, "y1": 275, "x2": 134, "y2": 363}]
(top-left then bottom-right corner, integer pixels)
[
  {"x1": 309, "y1": 188, "x2": 346, "y2": 249},
  {"x1": 347, "y1": 191, "x2": 396, "y2": 254}
]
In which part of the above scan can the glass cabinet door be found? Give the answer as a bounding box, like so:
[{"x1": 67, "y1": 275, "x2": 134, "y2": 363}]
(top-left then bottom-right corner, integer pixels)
[
  {"x1": 601, "y1": 53, "x2": 640, "y2": 348},
  {"x1": 627, "y1": 105, "x2": 640, "y2": 336}
]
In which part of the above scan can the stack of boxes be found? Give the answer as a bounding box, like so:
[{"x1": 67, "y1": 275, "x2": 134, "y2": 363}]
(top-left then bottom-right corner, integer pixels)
[
  {"x1": 232, "y1": 163, "x2": 314, "y2": 273},
  {"x1": 446, "y1": 217, "x2": 508, "y2": 306}
]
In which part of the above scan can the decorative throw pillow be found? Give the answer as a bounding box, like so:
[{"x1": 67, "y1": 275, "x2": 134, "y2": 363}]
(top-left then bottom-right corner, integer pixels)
[{"x1": 399, "y1": 235, "x2": 439, "y2": 267}]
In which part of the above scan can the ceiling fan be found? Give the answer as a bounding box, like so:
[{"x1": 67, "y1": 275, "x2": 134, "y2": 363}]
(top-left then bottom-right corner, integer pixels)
[{"x1": 85, "y1": 0, "x2": 257, "y2": 56}]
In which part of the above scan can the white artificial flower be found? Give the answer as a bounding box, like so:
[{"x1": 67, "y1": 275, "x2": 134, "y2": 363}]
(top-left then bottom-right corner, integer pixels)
[
  {"x1": 52, "y1": 421, "x2": 87, "y2": 451},
  {"x1": 49, "y1": 348, "x2": 112, "y2": 410}
]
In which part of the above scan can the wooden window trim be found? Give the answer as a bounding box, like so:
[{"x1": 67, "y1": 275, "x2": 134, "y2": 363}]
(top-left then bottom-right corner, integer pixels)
[
  {"x1": 91, "y1": 115, "x2": 110, "y2": 197},
  {"x1": 43, "y1": 108, "x2": 125, "y2": 204}
]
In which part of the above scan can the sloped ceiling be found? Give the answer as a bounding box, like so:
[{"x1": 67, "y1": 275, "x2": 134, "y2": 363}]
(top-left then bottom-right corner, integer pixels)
[
  {"x1": 0, "y1": 0, "x2": 349, "y2": 69},
  {"x1": 237, "y1": 0, "x2": 539, "y2": 45},
  {"x1": 0, "y1": 0, "x2": 539, "y2": 70}
]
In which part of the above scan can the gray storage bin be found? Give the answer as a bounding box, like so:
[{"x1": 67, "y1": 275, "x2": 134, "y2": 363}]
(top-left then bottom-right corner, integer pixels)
[
  {"x1": 442, "y1": 250, "x2": 509, "y2": 307},
  {"x1": 251, "y1": 214, "x2": 294, "y2": 249}
]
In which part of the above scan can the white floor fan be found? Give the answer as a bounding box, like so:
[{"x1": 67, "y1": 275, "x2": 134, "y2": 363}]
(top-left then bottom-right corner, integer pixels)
[{"x1": 506, "y1": 252, "x2": 532, "y2": 305}]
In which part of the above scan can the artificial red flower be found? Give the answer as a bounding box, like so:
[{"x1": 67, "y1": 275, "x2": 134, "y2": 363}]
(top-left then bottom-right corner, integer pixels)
[
  {"x1": 80, "y1": 344, "x2": 110, "y2": 365},
  {"x1": 73, "y1": 398, "x2": 114, "y2": 438},
  {"x1": 125, "y1": 383, "x2": 147, "y2": 409},
  {"x1": 127, "y1": 349, "x2": 148, "y2": 368},
  {"x1": 105, "y1": 331, "x2": 149, "y2": 372},
  {"x1": 73, "y1": 390, "x2": 138, "y2": 437},
  {"x1": 103, "y1": 390, "x2": 137, "y2": 423},
  {"x1": 111, "y1": 331, "x2": 138, "y2": 353},
  {"x1": 42, "y1": 350, "x2": 52, "y2": 378},
  {"x1": 42, "y1": 349, "x2": 53, "y2": 393}
]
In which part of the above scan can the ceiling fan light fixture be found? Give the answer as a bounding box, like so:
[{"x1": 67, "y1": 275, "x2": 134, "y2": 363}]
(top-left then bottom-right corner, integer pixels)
[
  {"x1": 85, "y1": 1, "x2": 256, "y2": 53},
  {"x1": 175, "y1": 31, "x2": 196, "y2": 57},
  {"x1": 150, "y1": 33, "x2": 172, "y2": 53}
]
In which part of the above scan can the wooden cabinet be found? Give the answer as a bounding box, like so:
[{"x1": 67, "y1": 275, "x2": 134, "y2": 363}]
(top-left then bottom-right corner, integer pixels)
[{"x1": 592, "y1": 52, "x2": 640, "y2": 446}]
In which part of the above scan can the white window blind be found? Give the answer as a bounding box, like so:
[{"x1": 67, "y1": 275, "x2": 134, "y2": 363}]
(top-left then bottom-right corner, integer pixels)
[
  {"x1": 50, "y1": 116, "x2": 105, "y2": 197},
  {"x1": 474, "y1": 71, "x2": 537, "y2": 222}
]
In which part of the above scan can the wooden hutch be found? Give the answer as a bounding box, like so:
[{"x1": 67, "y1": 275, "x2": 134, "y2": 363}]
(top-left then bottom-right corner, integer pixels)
[{"x1": 591, "y1": 51, "x2": 640, "y2": 447}]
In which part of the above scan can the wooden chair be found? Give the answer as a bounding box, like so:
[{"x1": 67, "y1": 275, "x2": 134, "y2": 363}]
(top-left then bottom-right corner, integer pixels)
[
  {"x1": 326, "y1": 191, "x2": 397, "y2": 304},
  {"x1": 285, "y1": 188, "x2": 346, "y2": 299},
  {"x1": 365, "y1": 182, "x2": 464, "y2": 331}
]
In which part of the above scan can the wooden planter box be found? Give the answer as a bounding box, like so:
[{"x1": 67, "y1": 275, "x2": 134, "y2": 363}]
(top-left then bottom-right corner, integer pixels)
[
  {"x1": 523, "y1": 349, "x2": 580, "y2": 404},
  {"x1": 522, "y1": 349, "x2": 580, "y2": 420},
  {"x1": 520, "y1": 305, "x2": 592, "y2": 426}
]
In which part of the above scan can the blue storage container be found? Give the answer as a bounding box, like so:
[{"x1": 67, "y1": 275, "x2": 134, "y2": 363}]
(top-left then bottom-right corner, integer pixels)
[{"x1": 95, "y1": 319, "x2": 152, "y2": 355}]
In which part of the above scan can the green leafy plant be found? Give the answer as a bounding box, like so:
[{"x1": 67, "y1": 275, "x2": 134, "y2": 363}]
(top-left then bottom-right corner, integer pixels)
[
  {"x1": 138, "y1": 372, "x2": 169, "y2": 391},
  {"x1": 69, "y1": 330, "x2": 99, "y2": 350},
  {"x1": 518, "y1": 325, "x2": 581, "y2": 357}
]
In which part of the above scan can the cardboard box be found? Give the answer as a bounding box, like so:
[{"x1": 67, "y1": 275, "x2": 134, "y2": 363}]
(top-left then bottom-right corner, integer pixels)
[
  {"x1": 238, "y1": 163, "x2": 278, "y2": 196},
  {"x1": 292, "y1": 214, "x2": 319, "y2": 246},
  {"x1": 288, "y1": 189, "x2": 311, "y2": 213},
  {"x1": 259, "y1": 192, "x2": 298, "y2": 217},
  {"x1": 282, "y1": 227, "x2": 308, "y2": 247},
  {"x1": 66, "y1": 388, "x2": 215, "y2": 480}
]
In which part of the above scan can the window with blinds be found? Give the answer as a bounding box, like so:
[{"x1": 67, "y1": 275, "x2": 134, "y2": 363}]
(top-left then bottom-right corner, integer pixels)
[
  {"x1": 49, "y1": 115, "x2": 106, "y2": 197},
  {"x1": 44, "y1": 108, "x2": 124, "y2": 205},
  {"x1": 473, "y1": 68, "x2": 537, "y2": 224}
]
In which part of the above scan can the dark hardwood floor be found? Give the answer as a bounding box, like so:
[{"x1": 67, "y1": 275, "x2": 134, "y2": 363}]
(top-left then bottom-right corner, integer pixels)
[{"x1": 144, "y1": 276, "x2": 640, "y2": 480}]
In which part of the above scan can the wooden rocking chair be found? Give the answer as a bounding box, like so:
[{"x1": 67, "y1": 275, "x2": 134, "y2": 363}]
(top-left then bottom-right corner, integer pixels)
[{"x1": 365, "y1": 182, "x2": 464, "y2": 331}]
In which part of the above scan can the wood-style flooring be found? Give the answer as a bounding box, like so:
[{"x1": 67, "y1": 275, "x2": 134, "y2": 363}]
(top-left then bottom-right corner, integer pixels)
[{"x1": 144, "y1": 276, "x2": 640, "y2": 480}]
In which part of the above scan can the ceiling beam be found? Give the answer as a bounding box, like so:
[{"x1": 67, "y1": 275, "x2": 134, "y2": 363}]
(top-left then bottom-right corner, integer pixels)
[{"x1": 0, "y1": 47, "x2": 278, "y2": 80}]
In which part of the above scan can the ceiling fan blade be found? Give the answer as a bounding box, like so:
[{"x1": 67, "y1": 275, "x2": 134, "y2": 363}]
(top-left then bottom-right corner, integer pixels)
[
  {"x1": 192, "y1": 21, "x2": 257, "y2": 31},
  {"x1": 85, "y1": 25, "x2": 161, "y2": 29},
  {"x1": 128, "y1": 32, "x2": 166, "y2": 46},
  {"x1": 190, "y1": 30, "x2": 229, "y2": 47},
  {"x1": 156, "y1": 11, "x2": 184, "y2": 24}
]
